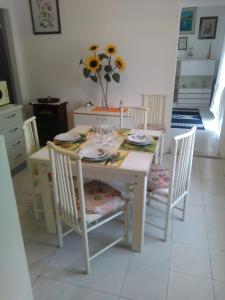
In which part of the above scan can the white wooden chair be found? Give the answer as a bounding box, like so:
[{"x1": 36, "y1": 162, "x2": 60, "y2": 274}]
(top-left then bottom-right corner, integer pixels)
[
  {"x1": 48, "y1": 141, "x2": 129, "y2": 274},
  {"x1": 120, "y1": 105, "x2": 148, "y2": 129},
  {"x1": 146, "y1": 127, "x2": 196, "y2": 241},
  {"x1": 141, "y1": 94, "x2": 167, "y2": 165},
  {"x1": 23, "y1": 116, "x2": 43, "y2": 220}
]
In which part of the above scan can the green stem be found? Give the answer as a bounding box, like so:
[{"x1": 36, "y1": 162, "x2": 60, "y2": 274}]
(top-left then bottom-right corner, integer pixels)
[
  {"x1": 105, "y1": 56, "x2": 111, "y2": 108},
  {"x1": 96, "y1": 70, "x2": 106, "y2": 106}
]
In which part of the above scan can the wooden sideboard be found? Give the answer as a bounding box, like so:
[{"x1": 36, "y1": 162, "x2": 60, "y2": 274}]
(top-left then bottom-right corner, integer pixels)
[
  {"x1": 0, "y1": 104, "x2": 25, "y2": 171},
  {"x1": 73, "y1": 106, "x2": 121, "y2": 128}
]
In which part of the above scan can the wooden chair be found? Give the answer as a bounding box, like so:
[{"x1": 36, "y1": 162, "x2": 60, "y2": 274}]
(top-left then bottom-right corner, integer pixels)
[
  {"x1": 48, "y1": 141, "x2": 129, "y2": 274},
  {"x1": 120, "y1": 105, "x2": 148, "y2": 129},
  {"x1": 146, "y1": 127, "x2": 196, "y2": 241},
  {"x1": 23, "y1": 116, "x2": 42, "y2": 220},
  {"x1": 141, "y1": 94, "x2": 167, "y2": 165}
]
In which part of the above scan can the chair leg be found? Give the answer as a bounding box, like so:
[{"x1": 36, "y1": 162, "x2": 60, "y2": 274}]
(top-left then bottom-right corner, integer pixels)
[
  {"x1": 56, "y1": 216, "x2": 63, "y2": 248},
  {"x1": 31, "y1": 186, "x2": 39, "y2": 221},
  {"x1": 160, "y1": 135, "x2": 164, "y2": 166},
  {"x1": 182, "y1": 194, "x2": 188, "y2": 222},
  {"x1": 82, "y1": 230, "x2": 90, "y2": 274},
  {"x1": 123, "y1": 201, "x2": 129, "y2": 246},
  {"x1": 164, "y1": 204, "x2": 172, "y2": 241}
]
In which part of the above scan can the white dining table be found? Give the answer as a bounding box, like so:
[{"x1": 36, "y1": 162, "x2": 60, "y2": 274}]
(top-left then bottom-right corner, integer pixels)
[{"x1": 30, "y1": 125, "x2": 158, "y2": 252}]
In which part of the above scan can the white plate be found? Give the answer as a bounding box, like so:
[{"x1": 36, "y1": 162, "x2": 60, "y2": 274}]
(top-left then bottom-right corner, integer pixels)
[
  {"x1": 79, "y1": 146, "x2": 111, "y2": 161},
  {"x1": 54, "y1": 132, "x2": 81, "y2": 142},
  {"x1": 127, "y1": 134, "x2": 153, "y2": 145}
]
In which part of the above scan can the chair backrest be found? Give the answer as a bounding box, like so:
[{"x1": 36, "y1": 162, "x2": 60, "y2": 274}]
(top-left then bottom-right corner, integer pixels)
[
  {"x1": 23, "y1": 116, "x2": 40, "y2": 155},
  {"x1": 120, "y1": 105, "x2": 148, "y2": 129},
  {"x1": 23, "y1": 116, "x2": 40, "y2": 176},
  {"x1": 141, "y1": 94, "x2": 166, "y2": 126},
  {"x1": 169, "y1": 127, "x2": 196, "y2": 205},
  {"x1": 48, "y1": 141, "x2": 86, "y2": 232}
]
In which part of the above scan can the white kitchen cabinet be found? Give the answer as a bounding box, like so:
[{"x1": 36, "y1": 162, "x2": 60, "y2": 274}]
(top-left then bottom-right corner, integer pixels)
[
  {"x1": 0, "y1": 104, "x2": 25, "y2": 171},
  {"x1": 175, "y1": 59, "x2": 216, "y2": 108},
  {"x1": 73, "y1": 106, "x2": 121, "y2": 128}
]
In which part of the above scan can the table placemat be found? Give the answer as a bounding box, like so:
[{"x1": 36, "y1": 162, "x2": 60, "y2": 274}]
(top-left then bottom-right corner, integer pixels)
[
  {"x1": 119, "y1": 137, "x2": 158, "y2": 153},
  {"x1": 53, "y1": 134, "x2": 87, "y2": 151},
  {"x1": 82, "y1": 150, "x2": 129, "y2": 167}
]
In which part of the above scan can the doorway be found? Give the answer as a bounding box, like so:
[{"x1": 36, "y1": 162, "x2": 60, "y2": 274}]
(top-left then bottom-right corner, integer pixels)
[
  {"x1": 171, "y1": 5, "x2": 225, "y2": 157},
  {"x1": 0, "y1": 9, "x2": 16, "y2": 104}
]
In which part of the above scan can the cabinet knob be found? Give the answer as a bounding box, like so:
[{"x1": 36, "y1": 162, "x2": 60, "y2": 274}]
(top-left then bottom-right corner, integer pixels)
[
  {"x1": 6, "y1": 113, "x2": 16, "y2": 119},
  {"x1": 10, "y1": 127, "x2": 18, "y2": 133}
]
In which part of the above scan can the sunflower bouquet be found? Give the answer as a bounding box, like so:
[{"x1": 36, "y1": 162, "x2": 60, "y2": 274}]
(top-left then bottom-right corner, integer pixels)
[{"x1": 79, "y1": 44, "x2": 126, "y2": 108}]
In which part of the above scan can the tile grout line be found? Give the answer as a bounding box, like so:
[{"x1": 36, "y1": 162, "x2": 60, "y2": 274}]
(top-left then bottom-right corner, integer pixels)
[{"x1": 199, "y1": 159, "x2": 216, "y2": 300}]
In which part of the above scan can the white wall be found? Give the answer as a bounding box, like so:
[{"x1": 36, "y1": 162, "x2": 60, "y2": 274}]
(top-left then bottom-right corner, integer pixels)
[
  {"x1": 9, "y1": 0, "x2": 181, "y2": 133},
  {"x1": 182, "y1": 0, "x2": 225, "y2": 7},
  {"x1": 178, "y1": 6, "x2": 225, "y2": 62}
]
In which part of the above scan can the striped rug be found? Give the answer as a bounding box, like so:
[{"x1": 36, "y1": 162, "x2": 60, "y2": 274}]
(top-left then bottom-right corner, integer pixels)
[{"x1": 171, "y1": 108, "x2": 205, "y2": 130}]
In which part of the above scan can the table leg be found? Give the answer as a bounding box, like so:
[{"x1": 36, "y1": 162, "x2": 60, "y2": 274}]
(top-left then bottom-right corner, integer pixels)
[
  {"x1": 37, "y1": 162, "x2": 56, "y2": 234},
  {"x1": 132, "y1": 174, "x2": 147, "y2": 252}
]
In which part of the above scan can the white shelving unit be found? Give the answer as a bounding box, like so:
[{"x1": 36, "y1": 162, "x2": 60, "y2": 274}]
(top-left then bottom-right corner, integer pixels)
[{"x1": 174, "y1": 59, "x2": 216, "y2": 108}]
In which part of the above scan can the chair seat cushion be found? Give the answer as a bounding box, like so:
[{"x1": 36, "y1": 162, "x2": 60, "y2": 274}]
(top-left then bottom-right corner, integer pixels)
[
  {"x1": 84, "y1": 180, "x2": 124, "y2": 216},
  {"x1": 147, "y1": 123, "x2": 166, "y2": 132},
  {"x1": 147, "y1": 164, "x2": 171, "y2": 192}
]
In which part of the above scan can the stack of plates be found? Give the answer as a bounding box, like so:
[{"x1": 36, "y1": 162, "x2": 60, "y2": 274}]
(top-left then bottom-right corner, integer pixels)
[
  {"x1": 126, "y1": 134, "x2": 153, "y2": 146},
  {"x1": 54, "y1": 132, "x2": 81, "y2": 143},
  {"x1": 79, "y1": 146, "x2": 111, "y2": 162}
]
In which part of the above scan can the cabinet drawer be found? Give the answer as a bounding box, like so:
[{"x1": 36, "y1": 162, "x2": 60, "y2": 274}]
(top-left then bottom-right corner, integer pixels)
[
  {"x1": 1, "y1": 125, "x2": 23, "y2": 143},
  {"x1": 0, "y1": 109, "x2": 23, "y2": 130},
  {"x1": 178, "y1": 93, "x2": 211, "y2": 99},
  {"x1": 8, "y1": 151, "x2": 26, "y2": 170},
  {"x1": 6, "y1": 136, "x2": 25, "y2": 156}
]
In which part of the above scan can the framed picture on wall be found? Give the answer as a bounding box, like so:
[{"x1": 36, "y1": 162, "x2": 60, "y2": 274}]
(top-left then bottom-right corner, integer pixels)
[
  {"x1": 198, "y1": 17, "x2": 218, "y2": 39},
  {"x1": 180, "y1": 7, "x2": 197, "y2": 34},
  {"x1": 178, "y1": 37, "x2": 188, "y2": 50},
  {"x1": 29, "y1": 0, "x2": 61, "y2": 34}
]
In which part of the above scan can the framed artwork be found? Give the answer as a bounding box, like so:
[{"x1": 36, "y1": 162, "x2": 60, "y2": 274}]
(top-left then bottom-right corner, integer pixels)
[
  {"x1": 178, "y1": 37, "x2": 188, "y2": 50},
  {"x1": 29, "y1": 0, "x2": 61, "y2": 34},
  {"x1": 198, "y1": 17, "x2": 218, "y2": 39},
  {"x1": 180, "y1": 7, "x2": 197, "y2": 34}
]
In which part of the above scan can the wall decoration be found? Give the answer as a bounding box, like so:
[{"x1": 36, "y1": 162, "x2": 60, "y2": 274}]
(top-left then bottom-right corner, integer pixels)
[
  {"x1": 180, "y1": 7, "x2": 197, "y2": 34},
  {"x1": 79, "y1": 44, "x2": 126, "y2": 108},
  {"x1": 198, "y1": 17, "x2": 218, "y2": 40},
  {"x1": 29, "y1": 0, "x2": 61, "y2": 34},
  {"x1": 178, "y1": 37, "x2": 188, "y2": 50}
]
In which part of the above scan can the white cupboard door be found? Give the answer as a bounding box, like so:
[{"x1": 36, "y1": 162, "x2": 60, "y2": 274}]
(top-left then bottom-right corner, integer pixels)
[
  {"x1": 74, "y1": 113, "x2": 120, "y2": 128},
  {"x1": 0, "y1": 135, "x2": 33, "y2": 300}
]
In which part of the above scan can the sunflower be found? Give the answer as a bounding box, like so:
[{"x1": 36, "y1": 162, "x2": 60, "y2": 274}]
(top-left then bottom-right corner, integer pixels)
[
  {"x1": 114, "y1": 56, "x2": 126, "y2": 71},
  {"x1": 85, "y1": 55, "x2": 101, "y2": 73},
  {"x1": 105, "y1": 44, "x2": 117, "y2": 56},
  {"x1": 88, "y1": 44, "x2": 99, "y2": 51}
]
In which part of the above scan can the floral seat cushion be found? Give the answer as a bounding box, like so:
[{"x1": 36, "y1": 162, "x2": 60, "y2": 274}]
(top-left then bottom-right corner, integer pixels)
[
  {"x1": 147, "y1": 164, "x2": 171, "y2": 192},
  {"x1": 84, "y1": 180, "x2": 124, "y2": 216}
]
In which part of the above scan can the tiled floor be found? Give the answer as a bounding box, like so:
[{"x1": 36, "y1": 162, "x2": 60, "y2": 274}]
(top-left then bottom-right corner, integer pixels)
[
  {"x1": 170, "y1": 107, "x2": 220, "y2": 157},
  {"x1": 13, "y1": 156, "x2": 225, "y2": 300}
]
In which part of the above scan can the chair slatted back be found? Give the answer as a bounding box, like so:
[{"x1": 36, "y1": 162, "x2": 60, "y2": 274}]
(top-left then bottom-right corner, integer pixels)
[
  {"x1": 141, "y1": 94, "x2": 166, "y2": 126},
  {"x1": 169, "y1": 127, "x2": 196, "y2": 205},
  {"x1": 48, "y1": 141, "x2": 86, "y2": 232},
  {"x1": 23, "y1": 116, "x2": 40, "y2": 176},
  {"x1": 120, "y1": 106, "x2": 148, "y2": 129},
  {"x1": 23, "y1": 116, "x2": 40, "y2": 155}
]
